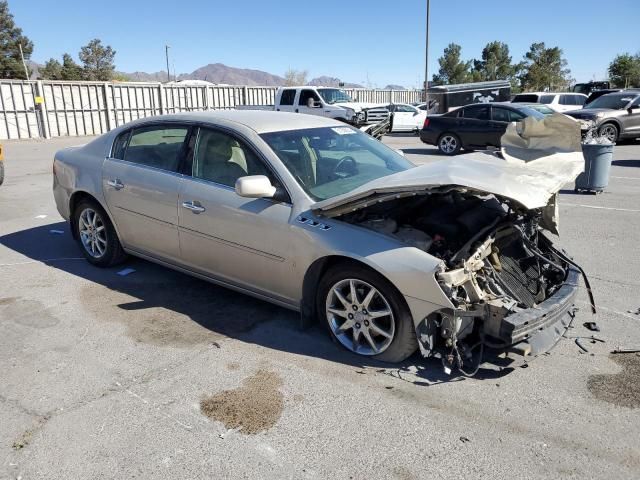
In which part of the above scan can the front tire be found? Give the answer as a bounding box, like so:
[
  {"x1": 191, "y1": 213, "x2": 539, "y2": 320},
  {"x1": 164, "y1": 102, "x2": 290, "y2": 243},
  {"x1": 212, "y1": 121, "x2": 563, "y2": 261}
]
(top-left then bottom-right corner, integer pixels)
[
  {"x1": 72, "y1": 199, "x2": 127, "y2": 267},
  {"x1": 437, "y1": 133, "x2": 462, "y2": 155},
  {"x1": 598, "y1": 123, "x2": 619, "y2": 143},
  {"x1": 316, "y1": 265, "x2": 418, "y2": 363}
]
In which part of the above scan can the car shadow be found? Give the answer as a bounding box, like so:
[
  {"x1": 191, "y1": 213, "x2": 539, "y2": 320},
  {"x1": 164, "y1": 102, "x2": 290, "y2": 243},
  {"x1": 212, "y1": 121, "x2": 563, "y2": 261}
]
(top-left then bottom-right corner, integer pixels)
[
  {"x1": 401, "y1": 148, "x2": 445, "y2": 156},
  {"x1": 1, "y1": 221, "x2": 518, "y2": 386},
  {"x1": 612, "y1": 159, "x2": 640, "y2": 168}
]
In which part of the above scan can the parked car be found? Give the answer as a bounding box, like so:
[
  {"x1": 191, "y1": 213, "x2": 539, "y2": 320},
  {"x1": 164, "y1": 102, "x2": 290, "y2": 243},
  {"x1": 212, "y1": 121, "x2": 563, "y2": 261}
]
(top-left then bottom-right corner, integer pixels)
[
  {"x1": 420, "y1": 103, "x2": 545, "y2": 155},
  {"x1": 238, "y1": 86, "x2": 390, "y2": 127},
  {"x1": 387, "y1": 103, "x2": 427, "y2": 132},
  {"x1": 53, "y1": 111, "x2": 583, "y2": 368},
  {"x1": 585, "y1": 89, "x2": 622, "y2": 106},
  {"x1": 511, "y1": 92, "x2": 587, "y2": 112},
  {"x1": 0, "y1": 142, "x2": 4, "y2": 185},
  {"x1": 565, "y1": 91, "x2": 640, "y2": 142}
]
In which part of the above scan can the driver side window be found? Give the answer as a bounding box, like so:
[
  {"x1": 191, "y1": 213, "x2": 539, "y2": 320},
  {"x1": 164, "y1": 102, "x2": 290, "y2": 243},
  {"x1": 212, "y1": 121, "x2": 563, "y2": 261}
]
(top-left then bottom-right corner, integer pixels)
[
  {"x1": 299, "y1": 89, "x2": 321, "y2": 106},
  {"x1": 192, "y1": 128, "x2": 273, "y2": 188}
]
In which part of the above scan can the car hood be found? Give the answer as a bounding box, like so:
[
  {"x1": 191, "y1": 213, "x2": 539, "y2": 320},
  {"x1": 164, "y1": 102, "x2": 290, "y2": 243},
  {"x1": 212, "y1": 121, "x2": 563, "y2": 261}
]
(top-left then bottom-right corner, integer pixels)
[
  {"x1": 312, "y1": 113, "x2": 583, "y2": 233},
  {"x1": 334, "y1": 101, "x2": 388, "y2": 111},
  {"x1": 565, "y1": 108, "x2": 614, "y2": 117}
]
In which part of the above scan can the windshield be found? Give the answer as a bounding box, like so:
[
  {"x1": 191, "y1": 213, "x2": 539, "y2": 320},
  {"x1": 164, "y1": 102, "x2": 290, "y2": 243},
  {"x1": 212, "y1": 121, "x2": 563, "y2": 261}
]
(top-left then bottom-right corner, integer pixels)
[
  {"x1": 317, "y1": 88, "x2": 354, "y2": 104},
  {"x1": 528, "y1": 104, "x2": 554, "y2": 115},
  {"x1": 513, "y1": 106, "x2": 546, "y2": 120},
  {"x1": 261, "y1": 127, "x2": 414, "y2": 201},
  {"x1": 586, "y1": 94, "x2": 636, "y2": 110}
]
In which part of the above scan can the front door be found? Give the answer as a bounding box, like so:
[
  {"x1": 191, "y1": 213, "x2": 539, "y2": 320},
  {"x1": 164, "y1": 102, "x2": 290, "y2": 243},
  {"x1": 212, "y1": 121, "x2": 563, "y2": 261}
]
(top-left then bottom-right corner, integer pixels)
[
  {"x1": 102, "y1": 124, "x2": 189, "y2": 262},
  {"x1": 177, "y1": 127, "x2": 296, "y2": 303},
  {"x1": 297, "y1": 89, "x2": 323, "y2": 116}
]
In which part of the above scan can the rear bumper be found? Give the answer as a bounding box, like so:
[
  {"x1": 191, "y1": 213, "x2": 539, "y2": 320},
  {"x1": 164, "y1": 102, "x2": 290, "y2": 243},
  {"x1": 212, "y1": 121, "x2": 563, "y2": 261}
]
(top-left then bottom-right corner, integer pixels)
[
  {"x1": 494, "y1": 266, "x2": 580, "y2": 355},
  {"x1": 420, "y1": 129, "x2": 438, "y2": 145}
]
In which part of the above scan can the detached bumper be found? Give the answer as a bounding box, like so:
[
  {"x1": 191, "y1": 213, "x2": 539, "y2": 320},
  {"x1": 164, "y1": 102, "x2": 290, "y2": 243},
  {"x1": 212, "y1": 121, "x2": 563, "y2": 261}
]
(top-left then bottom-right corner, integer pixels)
[{"x1": 496, "y1": 266, "x2": 580, "y2": 355}]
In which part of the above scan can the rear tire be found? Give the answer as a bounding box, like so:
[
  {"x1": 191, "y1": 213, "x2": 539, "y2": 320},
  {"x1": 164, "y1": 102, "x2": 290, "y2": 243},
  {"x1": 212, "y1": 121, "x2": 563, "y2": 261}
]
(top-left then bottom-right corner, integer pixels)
[
  {"x1": 437, "y1": 133, "x2": 462, "y2": 155},
  {"x1": 0, "y1": 161, "x2": 4, "y2": 186},
  {"x1": 72, "y1": 199, "x2": 127, "y2": 267},
  {"x1": 316, "y1": 264, "x2": 418, "y2": 363}
]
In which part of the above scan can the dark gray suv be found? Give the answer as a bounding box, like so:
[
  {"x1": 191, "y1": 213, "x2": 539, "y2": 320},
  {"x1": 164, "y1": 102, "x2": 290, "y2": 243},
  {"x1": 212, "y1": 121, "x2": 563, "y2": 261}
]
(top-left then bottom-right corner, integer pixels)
[{"x1": 565, "y1": 91, "x2": 640, "y2": 142}]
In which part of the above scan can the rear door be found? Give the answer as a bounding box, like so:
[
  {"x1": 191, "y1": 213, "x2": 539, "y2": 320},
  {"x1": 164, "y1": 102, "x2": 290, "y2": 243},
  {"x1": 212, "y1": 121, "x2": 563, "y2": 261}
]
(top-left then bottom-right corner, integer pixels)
[
  {"x1": 102, "y1": 124, "x2": 189, "y2": 262},
  {"x1": 391, "y1": 104, "x2": 420, "y2": 131},
  {"x1": 177, "y1": 126, "x2": 296, "y2": 302},
  {"x1": 277, "y1": 88, "x2": 298, "y2": 113},
  {"x1": 459, "y1": 104, "x2": 491, "y2": 147}
]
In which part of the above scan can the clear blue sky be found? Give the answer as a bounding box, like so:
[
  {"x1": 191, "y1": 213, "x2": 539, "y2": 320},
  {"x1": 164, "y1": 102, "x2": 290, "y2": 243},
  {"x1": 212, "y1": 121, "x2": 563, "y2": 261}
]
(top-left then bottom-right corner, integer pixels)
[{"x1": 10, "y1": 0, "x2": 640, "y2": 87}]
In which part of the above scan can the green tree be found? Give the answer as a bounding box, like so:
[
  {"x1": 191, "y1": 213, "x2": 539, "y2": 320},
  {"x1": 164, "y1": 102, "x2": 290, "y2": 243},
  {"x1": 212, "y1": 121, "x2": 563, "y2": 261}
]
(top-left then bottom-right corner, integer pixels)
[
  {"x1": 61, "y1": 53, "x2": 84, "y2": 80},
  {"x1": 608, "y1": 53, "x2": 640, "y2": 88},
  {"x1": 519, "y1": 42, "x2": 572, "y2": 91},
  {"x1": 40, "y1": 58, "x2": 63, "y2": 80},
  {"x1": 473, "y1": 41, "x2": 514, "y2": 81},
  {"x1": 432, "y1": 43, "x2": 471, "y2": 85},
  {"x1": 0, "y1": 0, "x2": 34, "y2": 79},
  {"x1": 79, "y1": 39, "x2": 116, "y2": 81}
]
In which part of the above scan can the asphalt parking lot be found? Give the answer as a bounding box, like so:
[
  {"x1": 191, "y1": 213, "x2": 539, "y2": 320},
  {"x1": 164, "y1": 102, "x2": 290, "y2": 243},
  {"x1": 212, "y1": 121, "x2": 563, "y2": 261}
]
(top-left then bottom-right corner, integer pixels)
[{"x1": 1, "y1": 134, "x2": 639, "y2": 479}]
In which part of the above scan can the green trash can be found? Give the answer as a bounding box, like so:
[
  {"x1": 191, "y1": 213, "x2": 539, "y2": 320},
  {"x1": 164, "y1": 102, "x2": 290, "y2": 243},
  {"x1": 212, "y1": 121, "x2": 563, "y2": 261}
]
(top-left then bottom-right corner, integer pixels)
[{"x1": 575, "y1": 143, "x2": 614, "y2": 193}]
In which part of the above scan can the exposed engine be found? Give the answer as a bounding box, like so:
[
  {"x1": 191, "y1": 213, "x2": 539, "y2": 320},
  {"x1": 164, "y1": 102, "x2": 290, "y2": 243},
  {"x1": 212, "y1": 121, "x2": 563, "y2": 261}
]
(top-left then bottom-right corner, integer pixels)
[{"x1": 341, "y1": 189, "x2": 572, "y2": 366}]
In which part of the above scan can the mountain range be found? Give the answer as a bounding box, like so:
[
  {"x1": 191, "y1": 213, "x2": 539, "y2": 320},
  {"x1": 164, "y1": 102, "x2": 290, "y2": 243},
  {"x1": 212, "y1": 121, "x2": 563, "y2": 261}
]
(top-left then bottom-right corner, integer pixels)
[
  {"x1": 125, "y1": 63, "x2": 367, "y2": 87},
  {"x1": 28, "y1": 60, "x2": 407, "y2": 89}
]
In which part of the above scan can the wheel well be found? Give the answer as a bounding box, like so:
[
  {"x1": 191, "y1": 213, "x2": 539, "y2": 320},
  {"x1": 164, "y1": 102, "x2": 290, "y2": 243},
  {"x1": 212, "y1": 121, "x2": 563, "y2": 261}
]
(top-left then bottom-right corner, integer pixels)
[
  {"x1": 599, "y1": 121, "x2": 620, "y2": 131},
  {"x1": 68, "y1": 191, "x2": 101, "y2": 239},
  {"x1": 300, "y1": 255, "x2": 392, "y2": 328}
]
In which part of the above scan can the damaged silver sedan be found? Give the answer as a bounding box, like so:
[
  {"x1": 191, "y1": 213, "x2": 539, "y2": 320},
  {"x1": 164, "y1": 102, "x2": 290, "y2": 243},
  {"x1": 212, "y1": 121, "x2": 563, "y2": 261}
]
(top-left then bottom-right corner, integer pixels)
[{"x1": 53, "y1": 110, "x2": 591, "y2": 371}]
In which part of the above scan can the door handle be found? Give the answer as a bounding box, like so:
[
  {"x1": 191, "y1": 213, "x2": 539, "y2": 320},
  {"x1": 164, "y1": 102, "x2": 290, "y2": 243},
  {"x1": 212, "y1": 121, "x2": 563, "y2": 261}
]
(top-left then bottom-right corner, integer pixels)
[
  {"x1": 107, "y1": 179, "x2": 124, "y2": 190},
  {"x1": 182, "y1": 201, "x2": 205, "y2": 214}
]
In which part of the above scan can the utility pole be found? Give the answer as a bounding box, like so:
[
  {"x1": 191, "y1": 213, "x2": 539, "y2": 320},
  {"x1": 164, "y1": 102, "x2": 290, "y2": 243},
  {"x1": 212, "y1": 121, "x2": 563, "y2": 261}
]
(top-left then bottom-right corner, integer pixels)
[
  {"x1": 18, "y1": 43, "x2": 29, "y2": 80},
  {"x1": 165, "y1": 45, "x2": 171, "y2": 83},
  {"x1": 424, "y1": 0, "x2": 430, "y2": 103}
]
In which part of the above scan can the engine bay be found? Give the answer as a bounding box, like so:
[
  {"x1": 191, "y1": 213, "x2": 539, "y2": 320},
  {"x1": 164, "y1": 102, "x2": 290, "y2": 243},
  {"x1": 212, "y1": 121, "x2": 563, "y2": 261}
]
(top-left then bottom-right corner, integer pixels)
[{"x1": 340, "y1": 189, "x2": 573, "y2": 368}]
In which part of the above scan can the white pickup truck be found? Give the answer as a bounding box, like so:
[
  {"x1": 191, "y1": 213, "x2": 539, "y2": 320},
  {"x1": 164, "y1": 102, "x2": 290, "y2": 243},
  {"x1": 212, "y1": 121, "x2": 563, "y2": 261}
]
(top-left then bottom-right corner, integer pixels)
[{"x1": 239, "y1": 86, "x2": 390, "y2": 127}]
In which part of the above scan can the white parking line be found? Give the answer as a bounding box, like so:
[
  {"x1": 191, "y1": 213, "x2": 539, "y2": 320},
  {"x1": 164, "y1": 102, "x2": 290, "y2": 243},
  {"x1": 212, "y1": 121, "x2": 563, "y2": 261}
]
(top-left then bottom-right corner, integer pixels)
[
  {"x1": 610, "y1": 176, "x2": 640, "y2": 180},
  {"x1": 562, "y1": 203, "x2": 640, "y2": 213}
]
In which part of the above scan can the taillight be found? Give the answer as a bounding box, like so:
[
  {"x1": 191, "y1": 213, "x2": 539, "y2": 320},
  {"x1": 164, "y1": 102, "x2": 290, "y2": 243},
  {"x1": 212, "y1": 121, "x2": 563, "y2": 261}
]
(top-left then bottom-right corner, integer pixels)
[{"x1": 423, "y1": 118, "x2": 430, "y2": 129}]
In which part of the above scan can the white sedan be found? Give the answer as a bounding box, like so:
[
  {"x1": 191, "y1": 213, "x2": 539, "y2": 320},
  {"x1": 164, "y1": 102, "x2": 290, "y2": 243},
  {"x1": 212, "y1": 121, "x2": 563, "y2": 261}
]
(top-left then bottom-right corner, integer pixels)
[{"x1": 389, "y1": 103, "x2": 427, "y2": 133}]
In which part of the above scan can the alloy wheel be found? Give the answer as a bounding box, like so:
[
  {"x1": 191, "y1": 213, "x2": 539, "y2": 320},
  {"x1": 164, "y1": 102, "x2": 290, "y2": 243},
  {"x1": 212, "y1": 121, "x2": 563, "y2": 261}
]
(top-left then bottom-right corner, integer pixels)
[
  {"x1": 78, "y1": 208, "x2": 107, "y2": 258},
  {"x1": 439, "y1": 135, "x2": 457, "y2": 154},
  {"x1": 599, "y1": 125, "x2": 617, "y2": 143},
  {"x1": 326, "y1": 279, "x2": 395, "y2": 355}
]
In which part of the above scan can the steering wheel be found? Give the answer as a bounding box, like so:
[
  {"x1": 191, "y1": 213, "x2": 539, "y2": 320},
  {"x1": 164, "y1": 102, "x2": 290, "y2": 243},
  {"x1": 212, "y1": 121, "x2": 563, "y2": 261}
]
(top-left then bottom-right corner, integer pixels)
[{"x1": 332, "y1": 156, "x2": 358, "y2": 179}]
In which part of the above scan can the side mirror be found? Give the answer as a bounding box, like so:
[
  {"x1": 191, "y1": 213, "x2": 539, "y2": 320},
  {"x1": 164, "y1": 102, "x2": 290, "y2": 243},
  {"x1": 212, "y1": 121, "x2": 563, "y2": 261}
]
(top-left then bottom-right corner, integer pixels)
[
  {"x1": 628, "y1": 105, "x2": 640, "y2": 113},
  {"x1": 307, "y1": 98, "x2": 322, "y2": 108},
  {"x1": 235, "y1": 175, "x2": 276, "y2": 199}
]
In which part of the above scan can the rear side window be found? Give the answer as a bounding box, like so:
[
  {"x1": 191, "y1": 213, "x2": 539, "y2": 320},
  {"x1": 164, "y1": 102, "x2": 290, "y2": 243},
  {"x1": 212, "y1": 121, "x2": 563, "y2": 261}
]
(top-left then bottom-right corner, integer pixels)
[
  {"x1": 112, "y1": 130, "x2": 130, "y2": 159},
  {"x1": 463, "y1": 105, "x2": 490, "y2": 120},
  {"x1": 280, "y1": 89, "x2": 296, "y2": 106},
  {"x1": 575, "y1": 96, "x2": 586, "y2": 106},
  {"x1": 559, "y1": 95, "x2": 575, "y2": 105},
  {"x1": 540, "y1": 95, "x2": 555, "y2": 104},
  {"x1": 122, "y1": 126, "x2": 189, "y2": 171},
  {"x1": 512, "y1": 94, "x2": 539, "y2": 103}
]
